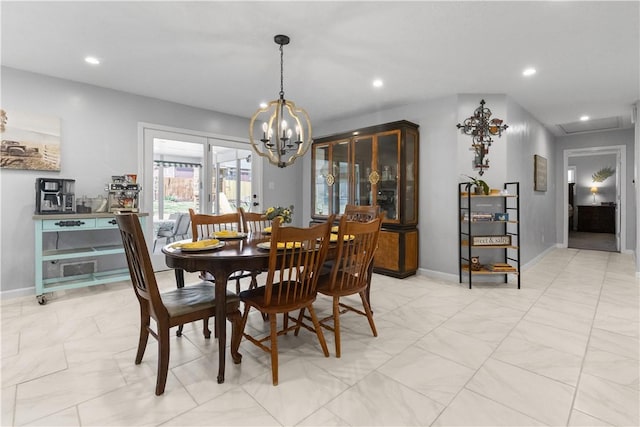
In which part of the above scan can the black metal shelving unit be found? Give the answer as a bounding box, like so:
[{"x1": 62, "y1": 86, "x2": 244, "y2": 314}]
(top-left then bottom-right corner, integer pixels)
[{"x1": 458, "y1": 181, "x2": 520, "y2": 289}]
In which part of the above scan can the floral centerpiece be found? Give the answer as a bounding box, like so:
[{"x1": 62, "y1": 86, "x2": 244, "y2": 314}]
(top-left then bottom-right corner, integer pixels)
[{"x1": 265, "y1": 205, "x2": 293, "y2": 224}]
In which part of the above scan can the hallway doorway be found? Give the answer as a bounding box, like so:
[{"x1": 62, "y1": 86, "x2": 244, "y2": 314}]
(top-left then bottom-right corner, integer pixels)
[{"x1": 563, "y1": 146, "x2": 626, "y2": 252}]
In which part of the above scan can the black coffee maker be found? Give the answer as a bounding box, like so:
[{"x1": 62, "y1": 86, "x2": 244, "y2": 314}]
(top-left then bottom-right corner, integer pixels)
[{"x1": 35, "y1": 178, "x2": 76, "y2": 214}]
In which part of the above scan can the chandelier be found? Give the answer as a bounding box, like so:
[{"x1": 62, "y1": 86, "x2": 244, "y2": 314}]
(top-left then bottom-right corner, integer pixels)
[
  {"x1": 249, "y1": 35, "x2": 312, "y2": 168},
  {"x1": 456, "y1": 99, "x2": 508, "y2": 176}
]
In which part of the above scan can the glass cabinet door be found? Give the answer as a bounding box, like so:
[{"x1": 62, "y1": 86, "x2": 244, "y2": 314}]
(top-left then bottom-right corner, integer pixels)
[
  {"x1": 313, "y1": 144, "x2": 330, "y2": 216},
  {"x1": 331, "y1": 141, "x2": 350, "y2": 216},
  {"x1": 404, "y1": 128, "x2": 418, "y2": 223},
  {"x1": 375, "y1": 131, "x2": 400, "y2": 221},
  {"x1": 352, "y1": 136, "x2": 374, "y2": 207}
]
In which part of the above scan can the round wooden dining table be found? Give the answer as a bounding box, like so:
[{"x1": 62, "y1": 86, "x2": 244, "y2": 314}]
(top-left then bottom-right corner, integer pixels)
[
  {"x1": 162, "y1": 230, "x2": 366, "y2": 384},
  {"x1": 162, "y1": 232, "x2": 272, "y2": 383}
]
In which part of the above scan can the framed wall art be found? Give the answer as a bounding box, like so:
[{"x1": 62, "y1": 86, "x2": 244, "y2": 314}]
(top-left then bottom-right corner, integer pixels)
[
  {"x1": 534, "y1": 154, "x2": 547, "y2": 192},
  {"x1": 0, "y1": 109, "x2": 61, "y2": 171}
]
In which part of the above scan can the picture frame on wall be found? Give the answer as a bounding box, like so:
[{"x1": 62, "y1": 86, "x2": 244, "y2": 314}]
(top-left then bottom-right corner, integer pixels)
[
  {"x1": 534, "y1": 154, "x2": 547, "y2": 192},
  {"x1": 0, "y1": 109, "x2": 61, "y2": 171}
]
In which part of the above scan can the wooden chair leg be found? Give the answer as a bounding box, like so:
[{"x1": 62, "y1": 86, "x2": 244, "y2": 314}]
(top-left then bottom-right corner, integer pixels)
[
  {"x1": 283, "y1": 311, "x2": 289, "y2": 334},
  {"x1": 269, "y1": 313, "x2": 279, "y2": 386},
  {"x1": 227, "y1": 309, "x2": 243, "y2": 364},
  {"x1": 249, "y1": 273, "x2": 258, "y2": 290},
  {"x1": 360, "y1": 291, "x2": 377, "y2": 337},
  {"x1": 333, "y1": 296, "x2": 341, "y2": 358},
  {"x1": 294, "y1": 307, "x2": 306, "y2": 336},
  {"x1": 156, "y1": 326, "x2": 170, "y2": 396},
  {"x1": 307, "y1": 304, "x2": 330, "y2": 357},
  {"x1": 235, "y1": 276, "x2": 241, "y2": 295},
  {"x1": 136, "y1": 312, "x2": 150, "y2": 364},
  {"x1": 203, "y1": 317, "x2": 211, "y2": 339}
]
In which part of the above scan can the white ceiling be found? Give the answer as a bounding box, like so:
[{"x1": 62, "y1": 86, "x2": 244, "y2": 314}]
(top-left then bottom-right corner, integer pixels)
[{"x1": 2, "y1": 1, "x2": 638, "y2": 137}]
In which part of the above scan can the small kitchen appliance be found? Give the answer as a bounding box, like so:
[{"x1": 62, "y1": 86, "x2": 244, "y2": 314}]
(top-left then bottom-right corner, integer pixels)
[
  {"x1": 105, "y1": 175, "x2": 141, "y2": 212},
  {"x1": 35, "y1": 178, "x2": 76, "y2": 214}
]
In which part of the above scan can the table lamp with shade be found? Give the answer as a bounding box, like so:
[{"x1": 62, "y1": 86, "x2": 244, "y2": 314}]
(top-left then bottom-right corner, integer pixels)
[{"x1": 591, "y1": 186, "x2": 598, "y2": 205}]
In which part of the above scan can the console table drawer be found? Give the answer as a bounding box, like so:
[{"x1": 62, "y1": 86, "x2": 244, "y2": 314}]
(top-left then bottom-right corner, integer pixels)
[
  {"x1": 42, "y1": 218, "x2": 96, "y2": 230},
  {"x1": 96, "y1": 217, "x2": 119, "y2": 228}
]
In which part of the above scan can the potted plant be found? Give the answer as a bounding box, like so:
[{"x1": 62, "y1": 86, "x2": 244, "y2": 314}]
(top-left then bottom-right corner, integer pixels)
[{"x1": 464, "y1": 175, "x2": 490, "y2": 195}]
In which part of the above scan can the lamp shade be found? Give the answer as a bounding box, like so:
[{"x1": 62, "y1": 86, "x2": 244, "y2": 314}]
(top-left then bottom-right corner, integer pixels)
[{"x1": 590, "y1": 186, "x2": 598, "y2": 194}]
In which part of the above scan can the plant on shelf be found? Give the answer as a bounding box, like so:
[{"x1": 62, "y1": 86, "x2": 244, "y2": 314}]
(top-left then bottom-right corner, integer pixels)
[
  {"x1": 265, "y1": 205, "x2": 294, "y2": 223},
  {"x1": 463, "y1": 175, "x2": 490, "y2": 195}
]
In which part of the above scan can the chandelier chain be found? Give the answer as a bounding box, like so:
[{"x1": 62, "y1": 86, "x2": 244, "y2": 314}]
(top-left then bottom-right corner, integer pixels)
[{"x1": 279, "y1": 43, "x2": 285, "y2": 99}]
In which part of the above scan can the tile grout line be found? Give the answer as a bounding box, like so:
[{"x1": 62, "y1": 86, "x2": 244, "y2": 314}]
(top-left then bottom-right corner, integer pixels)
[
  {"x1": 428, "y1": 254, "x2": 573, "y2": 426},
  {"x1": 564, "y1": 251, "x2": 610, "y2": 426}
]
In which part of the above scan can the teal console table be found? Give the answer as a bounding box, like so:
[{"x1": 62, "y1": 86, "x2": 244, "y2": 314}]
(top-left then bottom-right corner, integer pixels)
[{"x1": 33, "y1": 212, "x2": 148, "y2": 304}]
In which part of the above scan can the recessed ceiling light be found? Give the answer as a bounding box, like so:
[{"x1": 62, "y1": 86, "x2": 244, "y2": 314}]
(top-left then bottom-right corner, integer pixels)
[
  {"x1": 522, "y1": 67, "x2": 536, "y2": 77},
  {"x1": 372, "y1": 79, "x2": 383, "y2": 88},
  {"x1": 580, "y1": 115, "x2": 590, "y2": 121},
  {"x1": 84, "y1": 56, "x2": 100, "y2": 65}
]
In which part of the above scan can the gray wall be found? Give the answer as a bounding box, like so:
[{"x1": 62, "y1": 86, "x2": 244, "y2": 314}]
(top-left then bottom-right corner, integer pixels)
[
  {"x1": 555, "y1": 128, "x2": 636, "y2": 251},
  {"x1": 504, "y1": 97, "x2": 557, "y2": 263},
  {"x1": 2, "y1": 66, "x2": 637, "y2": 297},
  {"x1": 0, "y1": 67, "x2": 302, "y2": 295}
]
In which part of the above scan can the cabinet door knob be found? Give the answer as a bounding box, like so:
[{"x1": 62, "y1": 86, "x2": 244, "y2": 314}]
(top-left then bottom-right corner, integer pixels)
[{"x1": 108, "y1": 219, "x2": 117, "y2": 225}]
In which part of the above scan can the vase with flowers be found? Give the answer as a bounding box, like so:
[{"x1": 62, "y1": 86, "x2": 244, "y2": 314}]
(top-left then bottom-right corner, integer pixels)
[{"x1": 265, "y1": 205, "x2": 294, "y2": 224}]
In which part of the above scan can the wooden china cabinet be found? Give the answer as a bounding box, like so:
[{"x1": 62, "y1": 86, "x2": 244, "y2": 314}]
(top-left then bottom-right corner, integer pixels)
[{"x1": 311, "y1": 120, "x2": 419, "y2": 278}]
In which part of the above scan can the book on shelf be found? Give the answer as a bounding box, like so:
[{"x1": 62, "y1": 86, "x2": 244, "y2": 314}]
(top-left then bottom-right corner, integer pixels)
[
  {"x1": 486, "y1": 263, "x2": 517, "y2": 272},
  {"x1": 462, "y1": 211, "x2": 494, "y2": 221}
]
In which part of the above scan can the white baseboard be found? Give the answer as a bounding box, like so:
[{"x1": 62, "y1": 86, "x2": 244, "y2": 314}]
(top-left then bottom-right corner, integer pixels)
[
  {"x1": 520, "y1": 245, "x2": 559, "y2": 271},
  {"x1": 1, "y1": 286, "x2": 36, "y2": 303},
  {"x1": 417, "y1": 268, "x2": 458, "y2": 283}
]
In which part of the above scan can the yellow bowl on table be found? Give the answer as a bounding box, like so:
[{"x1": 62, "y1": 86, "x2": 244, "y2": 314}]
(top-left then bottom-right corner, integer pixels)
[
  {"x1": 257, "y1": 241, "x2": 302, "y2": 250},
  {"x1": 263, "y1": 226, "x2": 272, "y2": 234},
  {"x1": 329, "y1": 233, "x2": 355, "y2": 242},
  {"x1": 214, "y1": 230, "x2": 239, "y2": 238},
  {"x1": 276, "y1": 242, "x2": 302, "y2": 249},
  {"x1": 172, "y1": 239, "x2": 220, "y2": 249}
]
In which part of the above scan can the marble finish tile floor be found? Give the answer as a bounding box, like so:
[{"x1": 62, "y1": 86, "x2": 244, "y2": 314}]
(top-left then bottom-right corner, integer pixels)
[{"x1": 1, "y1": 248, "x2": 638, "y2": 426}]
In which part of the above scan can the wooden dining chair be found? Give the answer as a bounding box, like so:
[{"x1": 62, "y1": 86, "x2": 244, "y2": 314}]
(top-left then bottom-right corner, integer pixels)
[
  {"x1": 189, "y1": 208, "x2": 241, "y2": 239},
  {"x1": 232, "y1": 217, "x2": 334, "y2": 385},
  {"x1": 238, "y1": 207, "x2": 272, "y2": 234},
  {"x1": 238, "y1": 207, "x2": 272, "y2": 313},
  {"x1": 343, "y1": 205, "x2": 384, "y2": 306},
  {"x1": 297, "y1": 214, "x2": 382, "y2": 357},
  {"x1": 115, "y1": 213, "x2": 242, "y2": 395},
  {"x1": 343, "y1": 203, "x2": 380, "y2": 222},
  {"x1": 188, "y1": 208, "x2": 256, "y2": 295}
]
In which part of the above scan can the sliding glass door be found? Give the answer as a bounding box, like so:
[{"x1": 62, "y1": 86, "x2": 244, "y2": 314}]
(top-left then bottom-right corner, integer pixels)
[
  {"x1": 206, "y1": 143, "x2": 254, "y2": 215},
  {"x1": 142, "y1": 125, "x2": 262, "y2": 270}
]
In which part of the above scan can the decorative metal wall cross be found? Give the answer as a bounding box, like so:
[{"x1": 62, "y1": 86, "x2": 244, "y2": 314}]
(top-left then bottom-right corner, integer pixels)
[{"x1": 456, "y1": 99, "x2": 508, "y2": 176}]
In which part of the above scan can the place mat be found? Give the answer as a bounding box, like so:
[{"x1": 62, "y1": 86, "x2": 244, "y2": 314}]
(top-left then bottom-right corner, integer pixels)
[
  {"x1": 172, "y1": 239, "x2": 224, "y2": 252},
  {"x1": 256, "y1": 241, "x2": 303, "y2": 250},
  {"x1": 212, "y1": 231, "x2": 247, "y2": 240}
]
